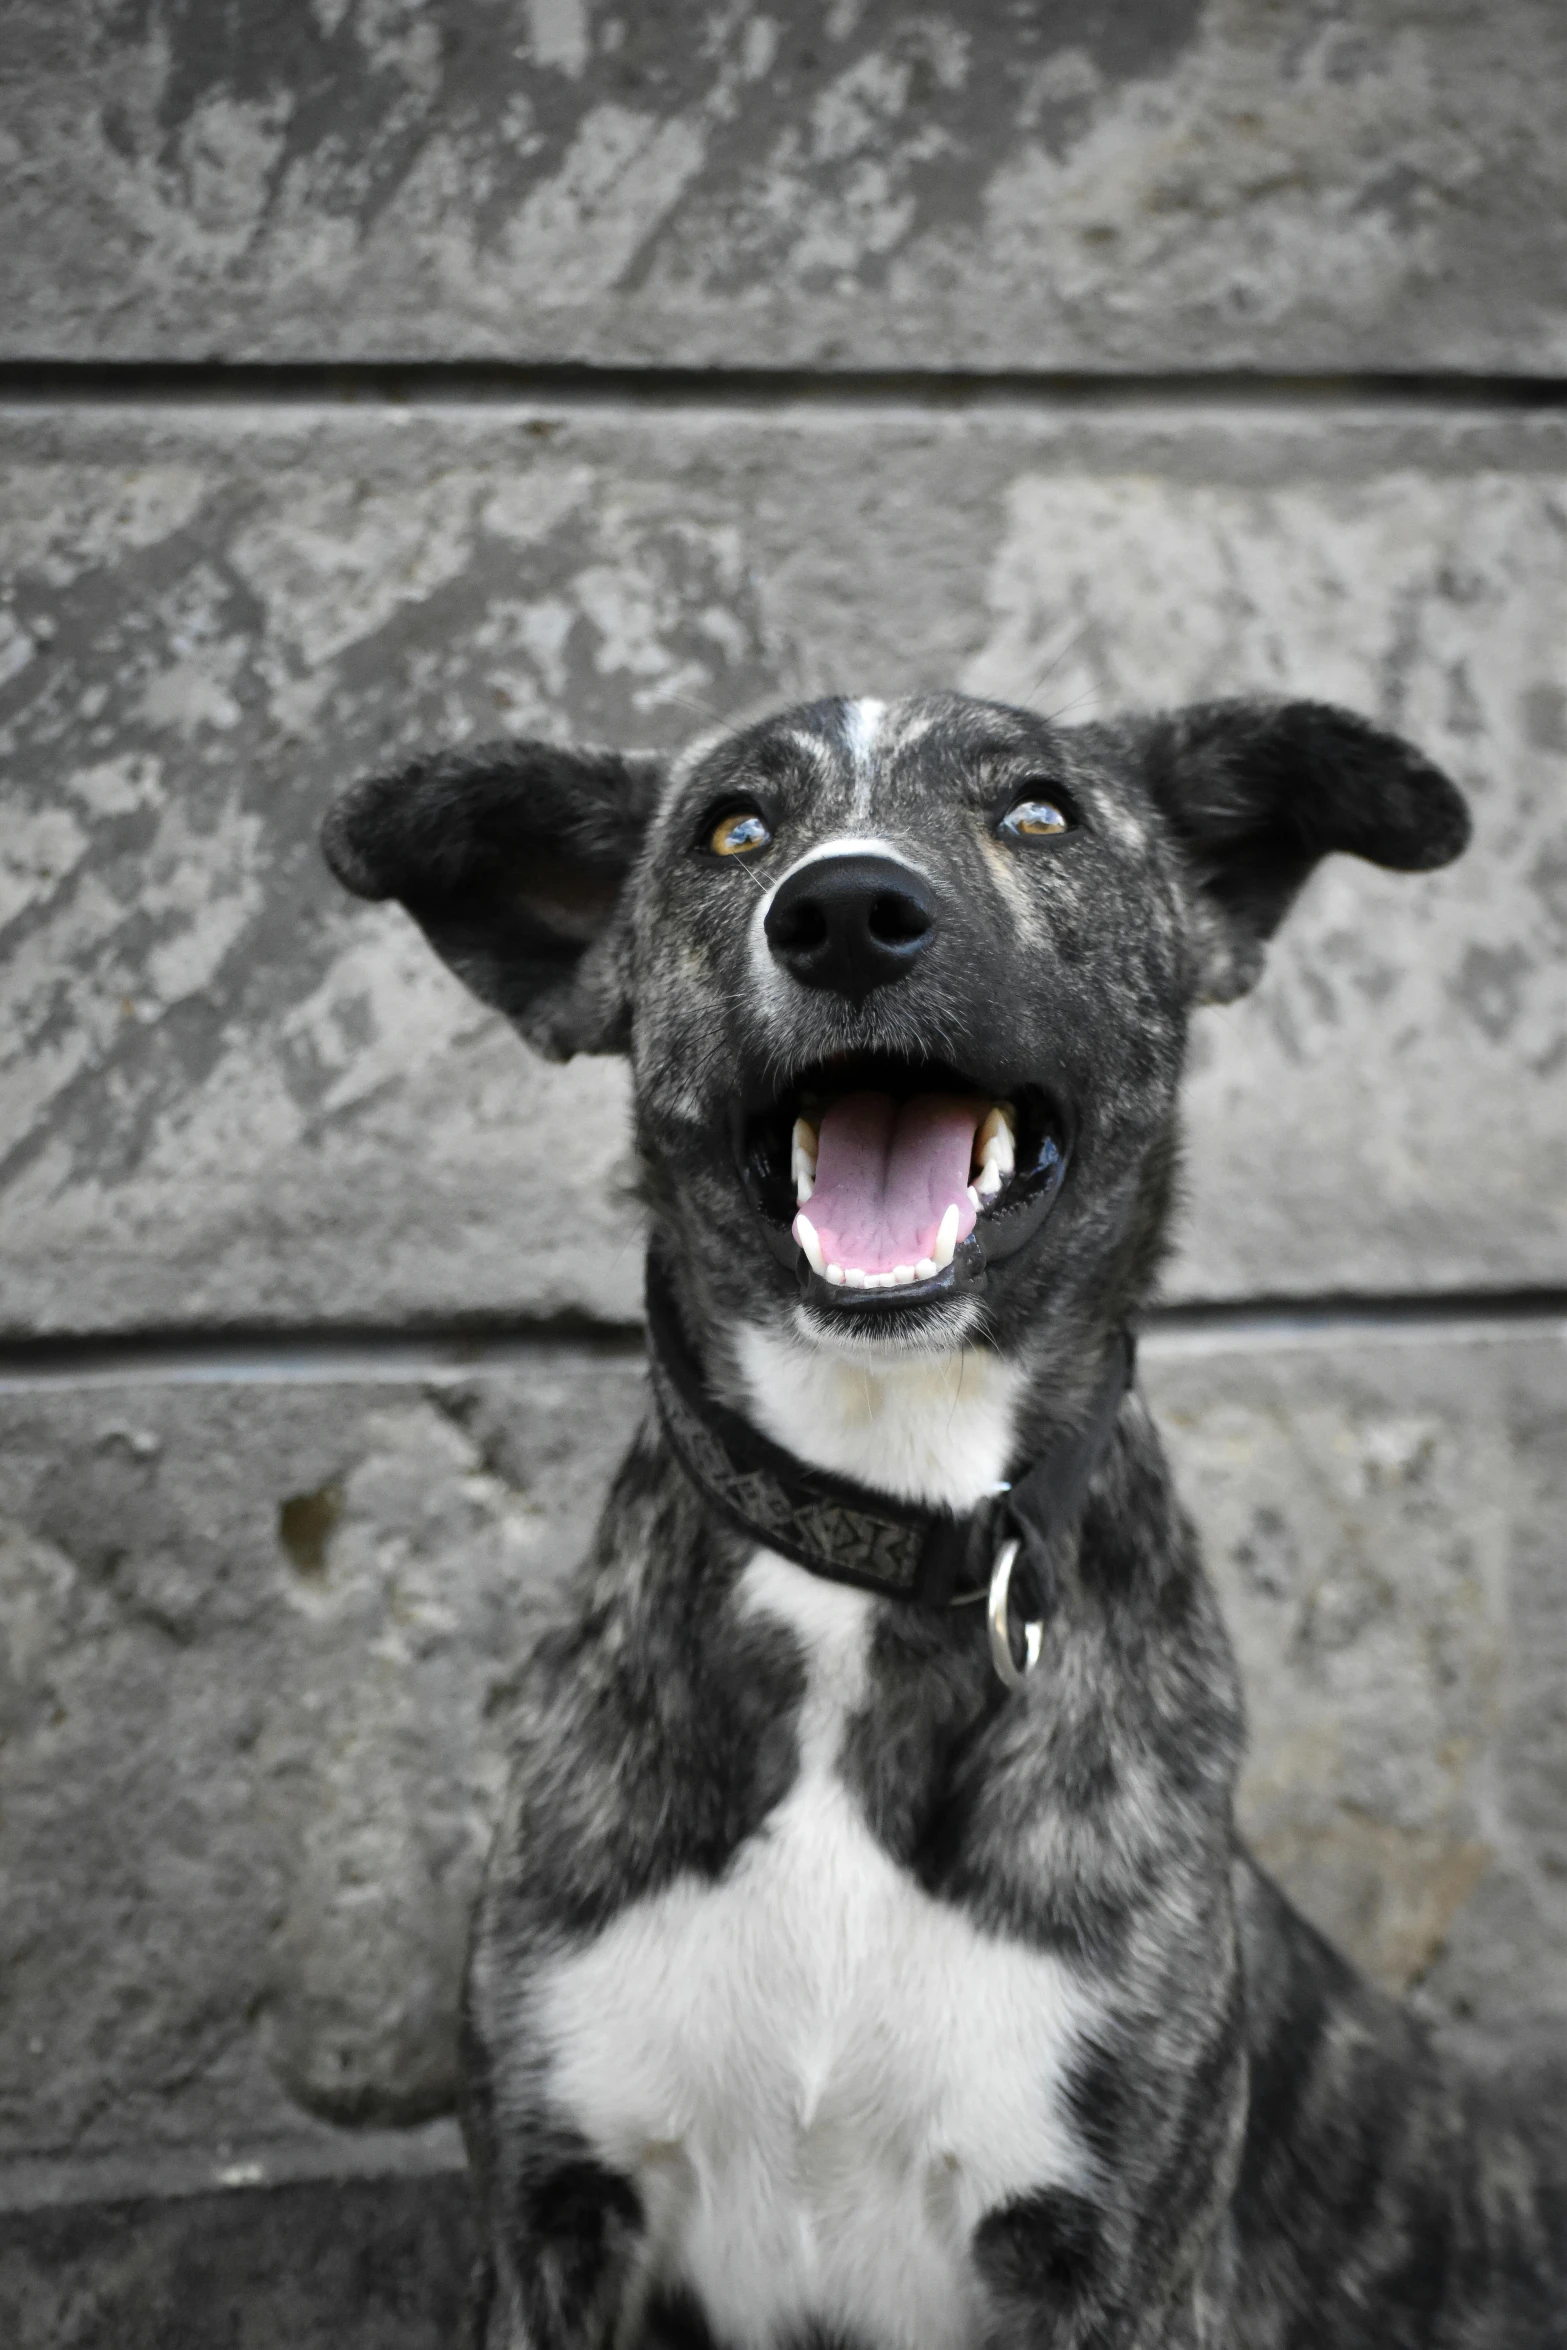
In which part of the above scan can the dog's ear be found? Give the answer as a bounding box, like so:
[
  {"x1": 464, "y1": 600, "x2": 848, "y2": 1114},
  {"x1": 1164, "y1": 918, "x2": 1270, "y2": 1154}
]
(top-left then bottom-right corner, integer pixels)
[
  {"x1": 321, "y1": 738, "x2": 665, "y2": 1058},
  {"x1": 1137, "y1": 698, "x2": 1471, "y2": 1002}
]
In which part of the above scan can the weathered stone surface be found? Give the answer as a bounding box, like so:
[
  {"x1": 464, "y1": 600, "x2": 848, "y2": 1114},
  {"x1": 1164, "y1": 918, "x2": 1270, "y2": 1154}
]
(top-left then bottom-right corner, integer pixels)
[
  {"x1": 0, "y1": 2174, "x2": 475, "y2": 2350},
  {"x1": 4, "y1": 1, "x2": 1566, "y2": 372},
  {"x1": 1156, "y1": 1319, "x2": 1567, "y2": 2021},
  {"x1": 1, "y1": 1322, "x2": 1562, "y2": 2189},
  {"x1": 0, "y1": 1348, "x2": 645, "y2": 2182},
  {"x1": 2, "y1": 400, "x2": 1563, "y2": 1333}
]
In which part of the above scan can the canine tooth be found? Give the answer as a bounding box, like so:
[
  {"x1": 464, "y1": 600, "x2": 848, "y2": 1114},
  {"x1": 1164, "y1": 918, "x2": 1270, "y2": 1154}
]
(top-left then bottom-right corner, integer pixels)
[
  {"x1": 977, "y1": 1108, "x2": 1015, "y2": 1175},
  {"x1": 791, "y1": 1119, "x2": 818, "y2": 1204},
  {"x1": 826, "y1": 1263, "x2": 846, "y2": 1286},
  {"x1": 934, "y1": 1203, "x2": 960, "y2": 1270},
  {"x1": 914, "y1": 1257, "x2": 938, "y2": 1280},
  {"x1": 795, "y1": 1214, "x2": 826, "y2": 1276},
  {"x1": 845, "y1": 1266, "x2": 867, "y2": 1288}
]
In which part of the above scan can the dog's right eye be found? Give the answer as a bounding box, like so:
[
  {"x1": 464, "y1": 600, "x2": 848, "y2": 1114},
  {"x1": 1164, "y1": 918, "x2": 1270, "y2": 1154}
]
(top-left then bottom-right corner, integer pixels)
[
  {"x1": 998, "y1": 793, "x2": 1073, "y2": 841},
  {"x1": 707, "y1": 808, "x2": 773, "y2": 857}
]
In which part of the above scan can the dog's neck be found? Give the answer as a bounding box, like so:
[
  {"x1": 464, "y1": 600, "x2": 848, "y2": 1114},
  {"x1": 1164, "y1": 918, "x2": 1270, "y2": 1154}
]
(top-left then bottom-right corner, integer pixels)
[{"x1": 728, "y1": 1322, "x2": 1029, "y2": 1516}]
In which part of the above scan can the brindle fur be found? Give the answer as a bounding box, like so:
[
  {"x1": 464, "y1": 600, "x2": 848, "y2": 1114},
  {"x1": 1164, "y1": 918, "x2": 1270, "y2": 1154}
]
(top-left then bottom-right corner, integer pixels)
[{"x1": 324, "y1": 693, "x2": 1566, "y2": 2347}]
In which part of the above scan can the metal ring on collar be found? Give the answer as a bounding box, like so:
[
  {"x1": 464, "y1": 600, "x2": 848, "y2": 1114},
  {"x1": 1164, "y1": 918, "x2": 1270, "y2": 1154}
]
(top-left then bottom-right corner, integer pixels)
[{"x1": 987, "y1": 1536, "x2": 1043, "y2": 1689}]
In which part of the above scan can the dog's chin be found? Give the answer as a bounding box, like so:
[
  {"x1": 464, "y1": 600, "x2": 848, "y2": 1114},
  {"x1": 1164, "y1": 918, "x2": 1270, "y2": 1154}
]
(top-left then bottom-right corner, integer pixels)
[
  {"x1": 731, "y1": 1050, "x2": 1071, "y2": 1326},
  {"x1": 788, "y1": 1289, "x2": 986, "y2": 1363}
]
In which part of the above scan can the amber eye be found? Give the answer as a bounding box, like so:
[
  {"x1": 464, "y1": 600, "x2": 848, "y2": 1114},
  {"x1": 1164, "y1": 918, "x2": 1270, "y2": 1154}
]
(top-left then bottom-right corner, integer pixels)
[
  {"x1": 998, "y1": 794, "x2": 1071, "y2": 841},
  {"x1": 709, "y1": 807, "x2": 773, "y2": 857}
]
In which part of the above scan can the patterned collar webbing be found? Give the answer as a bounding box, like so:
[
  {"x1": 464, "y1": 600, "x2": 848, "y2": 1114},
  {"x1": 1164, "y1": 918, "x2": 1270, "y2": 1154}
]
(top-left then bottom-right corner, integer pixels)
[{"x1": 644, "y1": 1253, "x2": 1134, "y2": 1613}]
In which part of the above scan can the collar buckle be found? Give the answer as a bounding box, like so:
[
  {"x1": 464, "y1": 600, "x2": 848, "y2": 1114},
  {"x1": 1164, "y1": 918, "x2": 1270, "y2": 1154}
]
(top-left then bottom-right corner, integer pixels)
[{"x1": 987, "y1": 1536, "x2": 1044, "y2": 1687}]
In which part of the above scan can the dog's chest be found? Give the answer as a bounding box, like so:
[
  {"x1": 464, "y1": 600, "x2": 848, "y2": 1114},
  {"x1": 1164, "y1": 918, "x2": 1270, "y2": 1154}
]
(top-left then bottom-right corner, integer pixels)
[{"x1": 534, "y1": 1556, "x2": 1101, "y2": 2350}]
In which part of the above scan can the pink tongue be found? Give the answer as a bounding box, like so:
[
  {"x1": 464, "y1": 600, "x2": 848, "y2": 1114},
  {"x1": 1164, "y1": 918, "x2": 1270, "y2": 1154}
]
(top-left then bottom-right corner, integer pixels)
[{"x1": 796, "y1": 1092, "x2": 983, "y2": 1276}]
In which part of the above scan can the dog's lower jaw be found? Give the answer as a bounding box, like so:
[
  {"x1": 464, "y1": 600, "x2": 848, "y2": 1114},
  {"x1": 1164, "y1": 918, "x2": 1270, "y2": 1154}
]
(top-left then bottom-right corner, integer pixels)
[{"x1": 731, "y1": 1320, "x2": 1029, "y2": 1514}]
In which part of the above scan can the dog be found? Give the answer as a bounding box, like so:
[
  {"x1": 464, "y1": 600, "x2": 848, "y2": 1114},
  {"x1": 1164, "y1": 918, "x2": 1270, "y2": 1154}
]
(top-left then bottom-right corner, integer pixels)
[{"x1": 323, "y1": 691, "x2": 1566, "y2": 2348}]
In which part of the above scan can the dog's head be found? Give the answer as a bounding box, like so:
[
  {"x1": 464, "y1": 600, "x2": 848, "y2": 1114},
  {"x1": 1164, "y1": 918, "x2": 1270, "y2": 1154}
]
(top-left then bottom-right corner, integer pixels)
[{"x1": 323, "y1": 693, "x2": 1467, "y2": 1362}]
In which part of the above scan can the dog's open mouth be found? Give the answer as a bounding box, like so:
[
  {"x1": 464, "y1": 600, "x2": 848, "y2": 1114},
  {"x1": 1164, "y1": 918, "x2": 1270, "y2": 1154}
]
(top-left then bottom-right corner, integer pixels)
[{"x1": 737, "y1": 1057, "x2": 1069, "y2": 1311}]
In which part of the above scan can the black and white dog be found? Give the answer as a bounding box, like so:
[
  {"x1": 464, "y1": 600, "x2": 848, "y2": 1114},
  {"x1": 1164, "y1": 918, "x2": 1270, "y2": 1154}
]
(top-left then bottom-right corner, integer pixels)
[{"x1": 324, "y1": 693, "x2": 1566, "y2": 2348}]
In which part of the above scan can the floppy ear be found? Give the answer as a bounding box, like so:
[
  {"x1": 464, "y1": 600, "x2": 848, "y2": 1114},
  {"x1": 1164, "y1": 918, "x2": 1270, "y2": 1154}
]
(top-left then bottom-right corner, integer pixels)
[
  {"x1": 321, "y1": 737, "x2": 665, "y2": 1058},
  {"x1": 1138, "y1": 698, "x2": 1471, "y2": 1002}
]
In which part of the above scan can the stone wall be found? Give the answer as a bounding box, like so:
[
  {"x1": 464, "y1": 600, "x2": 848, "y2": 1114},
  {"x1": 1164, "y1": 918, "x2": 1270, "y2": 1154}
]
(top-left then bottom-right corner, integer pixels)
[{"x1": 1, "y1": 5, "x2": 1564, "y2": 2341}]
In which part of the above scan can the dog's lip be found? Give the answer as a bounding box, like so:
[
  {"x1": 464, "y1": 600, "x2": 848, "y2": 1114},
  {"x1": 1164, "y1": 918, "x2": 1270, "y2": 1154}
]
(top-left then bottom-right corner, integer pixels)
[{"x1": 735, "y1": 1050, "x2": 1015, "y2": 1120}]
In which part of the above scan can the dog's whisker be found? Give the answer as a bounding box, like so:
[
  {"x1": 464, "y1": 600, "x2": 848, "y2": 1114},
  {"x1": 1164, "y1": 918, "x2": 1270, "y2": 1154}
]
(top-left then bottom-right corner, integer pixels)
[{"x1": 1019, "y1": 618, "x2": 1095, "y2": 707}]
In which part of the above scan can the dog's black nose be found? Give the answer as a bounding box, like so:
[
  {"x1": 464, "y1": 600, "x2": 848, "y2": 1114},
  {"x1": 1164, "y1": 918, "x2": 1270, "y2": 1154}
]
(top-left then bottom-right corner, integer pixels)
[{"x1": 764, "y1": 853, "x2": 937, "y2": 1002}]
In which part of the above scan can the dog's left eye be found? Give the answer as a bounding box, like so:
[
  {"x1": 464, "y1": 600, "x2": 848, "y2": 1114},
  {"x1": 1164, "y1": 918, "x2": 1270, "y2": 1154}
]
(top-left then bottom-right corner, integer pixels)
[
  {"x1": 998, "y1": 794, "x2": 1072, "y2": 841},
  {"x1": 709, "y1": 808, "x2": 773, "y2": 857}
]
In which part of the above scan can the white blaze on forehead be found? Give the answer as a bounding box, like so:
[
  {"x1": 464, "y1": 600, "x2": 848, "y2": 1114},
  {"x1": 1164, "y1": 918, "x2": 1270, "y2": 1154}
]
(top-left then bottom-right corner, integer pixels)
[
  {"x1": 844, "y1": 698, "x2": 887, "y2": 821},
  {"x1": 844, "y1": 697, "x2": 887, "y2": 765}
]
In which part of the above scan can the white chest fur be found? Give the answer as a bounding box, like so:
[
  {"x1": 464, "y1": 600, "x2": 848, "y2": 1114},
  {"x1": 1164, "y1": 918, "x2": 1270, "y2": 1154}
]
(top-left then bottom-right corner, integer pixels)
[
  {"x1": 731, "y1": 1322, "x2": 1029, "y2": 1515},
  {"x1": 534, "y1": 1554, "x2": 1101, "y2": 2350}
]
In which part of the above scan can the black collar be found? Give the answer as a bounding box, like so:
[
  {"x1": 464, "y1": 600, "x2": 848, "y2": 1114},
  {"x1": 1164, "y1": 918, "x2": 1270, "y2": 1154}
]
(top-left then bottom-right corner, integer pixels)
[{"x1": 645, "y1": 1252, "x2": 1134, "y2": 1614}]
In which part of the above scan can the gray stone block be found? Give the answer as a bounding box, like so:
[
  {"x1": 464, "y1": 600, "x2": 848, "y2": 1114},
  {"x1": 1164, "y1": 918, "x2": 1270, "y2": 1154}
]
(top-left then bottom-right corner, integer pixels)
[
  {"x1": 1153, "y1": 1317, "x2": 1567, "y2": 2025},
  {"x1": 0, "y1": 2174, "x2": 475, "y2": 2350},
  {"x1": 0, "y1": 1348, "x2": 645, "y2": 2183},
  {"x1": 4, "y1": 1, "x2": 1566, "y2": 372},
  {"x1": 1, "y1": 1321, "x2": 1563, "y2": 2195},
  {"x1": 2, "y1": 400, "x2": 1563, "y2": 1333}
]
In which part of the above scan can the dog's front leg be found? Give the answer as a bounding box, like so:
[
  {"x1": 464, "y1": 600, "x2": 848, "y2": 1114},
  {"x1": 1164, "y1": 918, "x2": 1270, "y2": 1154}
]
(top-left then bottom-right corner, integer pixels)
[
  {"x1": 466, "y1": 2135, "x2": 647, "y2": 2350},
  {"x1": 462, "y1": 1985, "x2": 648, "y2": 2350}
]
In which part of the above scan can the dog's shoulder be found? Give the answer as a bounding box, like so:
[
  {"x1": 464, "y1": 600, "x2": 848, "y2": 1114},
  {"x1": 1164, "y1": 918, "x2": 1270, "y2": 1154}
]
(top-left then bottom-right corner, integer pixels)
[{"x1": 480, "y1": 1425, "x2": 808, "y2": 1939}]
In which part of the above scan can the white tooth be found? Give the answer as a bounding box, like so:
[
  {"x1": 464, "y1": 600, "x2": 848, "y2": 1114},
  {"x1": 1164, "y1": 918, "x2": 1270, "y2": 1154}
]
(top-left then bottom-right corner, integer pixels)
[
  {"x1": 845, "y1": 1266, "x2": 867, "y2": 1288},
  {"x1": 915, "y1": 1257, "x2": 938, "y2": 1280},
  {"x1": 893, "y1": 1265, "x2": 914, "y2": 1284},
  {"x1": 827, "y1": 1263, "x2": 846, "y2": 1286},
  {"x1": 795, "y1": 1168, "x2": 814, "y2": 1204},
  {"x1": 792, "y1": 1117, "x2": 818, "y2": 1168},
  {"x1": 967, "y1": 1184, "x2": 981, "y2": 1208},
  {"x1": 977, "y1": 1106, "x2": 1016, "y2": 1173},
  {"x1": 976, "y1": 1163, "x2": 1002, "y2": 1200},
  {"x1": 934, "y1": 1203, "x2": 960, "y2": 1270},
  {"x1": 795, "y1": 1214, "x2": 826, "y2": 1276}
]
